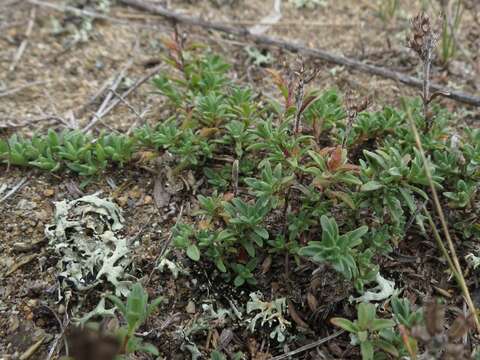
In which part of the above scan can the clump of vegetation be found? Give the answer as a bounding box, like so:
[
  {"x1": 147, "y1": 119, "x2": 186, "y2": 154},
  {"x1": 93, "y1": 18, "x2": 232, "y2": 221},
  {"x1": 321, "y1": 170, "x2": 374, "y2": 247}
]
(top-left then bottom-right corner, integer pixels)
[
  {"x1": 2, "y1": 24, "x2": 480, "y2": 357},
  {"x1": 377, "y1": 0, "x2": 399, "y2": 24},
  {"x1": 331, "y1": 302, "x2": 397, "y2": 359},
  {"x1": 2, "y1": 46, "x2": 479, "y2": 291},
  {"x1": 289, "y1": 0, "x2": 326, "y2": 9},
  {"x1": 438, "y1": 0, "x2": 464, "y2": 66},
  {"x1": 106, "y1": 283, "x2": 163, "y2": 358}
]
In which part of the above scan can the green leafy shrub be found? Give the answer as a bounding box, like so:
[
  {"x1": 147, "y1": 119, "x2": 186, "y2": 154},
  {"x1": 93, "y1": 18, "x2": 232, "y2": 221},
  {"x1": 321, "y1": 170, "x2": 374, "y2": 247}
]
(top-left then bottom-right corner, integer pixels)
[
  {"x1": 106, "y1": 283, "x2": 163, "y2": 357},
  {"x1": 331, "y1": 302, "x2": 397, "y2": 360},
  {"x1": 2, "y1": 49, "x2": 479, "y2": 300},
  {"x1": 299, "y1": 215, "x2": 369, "y2": 282}
]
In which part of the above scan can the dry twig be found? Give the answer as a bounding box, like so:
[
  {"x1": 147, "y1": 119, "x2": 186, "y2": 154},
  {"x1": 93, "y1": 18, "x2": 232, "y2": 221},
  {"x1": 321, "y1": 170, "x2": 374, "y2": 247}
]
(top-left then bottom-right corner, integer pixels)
[
  {"x1": 82, "y1": 58, "x2": 134, "y2": 132},
  {"x1": 119, "y1": 0, "x2": 480, "y2": 107},
  {"x1": 271, "y1": 330, "x2": 344, "y2": 359},
  {"x1": 0, "y1": 81, "x2": 48, "y2": 98},
  {"x1": 0, "y1": 177, "x2": 28, "y2": 204},
  {"x1": 9, "y1": 6, "x2": 36, "y2": 73}
]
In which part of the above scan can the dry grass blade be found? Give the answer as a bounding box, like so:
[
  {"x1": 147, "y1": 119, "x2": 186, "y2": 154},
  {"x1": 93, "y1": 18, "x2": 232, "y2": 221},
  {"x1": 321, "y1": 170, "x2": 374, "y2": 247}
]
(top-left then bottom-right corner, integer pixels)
[{"x1": 402, "y1": 99, "x2": 480, "y2": 334}]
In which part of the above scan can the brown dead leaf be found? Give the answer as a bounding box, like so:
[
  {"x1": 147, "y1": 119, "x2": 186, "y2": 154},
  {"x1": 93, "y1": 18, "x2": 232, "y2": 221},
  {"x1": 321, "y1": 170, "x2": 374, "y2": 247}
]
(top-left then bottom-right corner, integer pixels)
[
  {"x1": 223, "y1": 192, "x2": 235, "y2": 202},
  {"x1": 198, "y1": 219, "x2": 212, "y2": 231},
  {"x1": 448, "y1": 314, "x2": 472, "y2": 341},
  {"x1": 153, "y1": 176, "x2": 170, "y2": 208},
  {"x1": 288, "y1": 300, "x2": 310, "y2": 329},
  {"x1": 307, "y1": 292, "x2": 318, "y2": 312},
  {"x1": 425, "y1": 301, "x2": 445, "y2": 336},
  {"x1": 198, "y1": 127, "x2": 220, "y2": 138},
  {"x1": 260, "y1": 255, "x2": 272, "y2": 275}
]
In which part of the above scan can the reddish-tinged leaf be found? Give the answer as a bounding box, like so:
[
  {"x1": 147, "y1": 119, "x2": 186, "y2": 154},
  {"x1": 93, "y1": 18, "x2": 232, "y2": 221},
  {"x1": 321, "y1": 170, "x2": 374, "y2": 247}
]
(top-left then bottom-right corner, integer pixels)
[
  {"x1": 327, "y1": 146, "x2": 343, "y2": 172},
  {"x1": 341, "y1": 163, "x2": 361, "y2": 172},
  {"x1": 399, "y1": 325, "x2": 417, "y2": 359},
  {"x1": 163, "y1": 38, "x2": 179, "y2": 52},
  {"x1": 236, "y1": 247, "x2": 249, "y2": 263},
  {"x1": 319, "y1": 146, "x2": 336, "y2": 156},
  {"x1": 298, "y1": 95, "x2": 319, "y2": 116}
]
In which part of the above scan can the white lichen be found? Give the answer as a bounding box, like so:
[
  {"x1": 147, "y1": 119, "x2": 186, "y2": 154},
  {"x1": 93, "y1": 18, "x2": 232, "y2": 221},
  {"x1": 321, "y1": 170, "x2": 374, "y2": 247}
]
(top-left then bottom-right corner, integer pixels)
[
  {"x1": 45, "y1": 192, "x2": 133, "y2": 296},
  {"x1": 246, "y1": 292, "x2": 290, "y2": 342}
]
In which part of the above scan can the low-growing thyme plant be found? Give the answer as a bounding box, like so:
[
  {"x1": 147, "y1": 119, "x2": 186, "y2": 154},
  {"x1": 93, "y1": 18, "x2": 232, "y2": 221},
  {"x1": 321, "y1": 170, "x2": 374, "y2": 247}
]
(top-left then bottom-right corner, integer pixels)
[{"x1": 1, "y1": 45, "x2": 479, "y2": 299}]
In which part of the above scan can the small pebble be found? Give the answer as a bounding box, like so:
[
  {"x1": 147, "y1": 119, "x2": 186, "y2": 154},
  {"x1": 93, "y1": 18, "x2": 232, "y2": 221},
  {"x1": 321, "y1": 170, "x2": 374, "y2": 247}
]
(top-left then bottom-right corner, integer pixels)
[
  {"x1": 43, "y1": 189, "x2": 54, "y2": 197},
  {"x1": 186, "y1": 300, "x2": 196, "y2": 314},
  {"x1": 143, "y1": 195, "x2": 153, "y2": 205}
]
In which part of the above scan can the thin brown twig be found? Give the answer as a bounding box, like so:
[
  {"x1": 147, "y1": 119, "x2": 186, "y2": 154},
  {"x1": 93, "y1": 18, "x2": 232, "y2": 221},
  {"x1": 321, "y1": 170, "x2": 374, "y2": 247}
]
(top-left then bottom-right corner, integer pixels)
[
  {"x1": 91, "y1": 63, "x2": 163, "y2": 127},
  {"x1": 9, "y1": 6, "x2": 36, "y2": 72},
  {"x1": 119, "y1": 0, "x2": 480, "y2": 107},
  {"x1": 74, "y1": 75, "x2": 118, "y2": 118},
  {"x1": 109, "y1": 89, "x2": 144, "y2": 120},
  {"x1": 82, "y1": 58, "x2": 134, "y2": 133},
  {"x1": 27, "y1": 0, "x2": 172, "y2": 31},
  {"x1": 271, "y1": 330, "x2": 345, "y2": 359}
]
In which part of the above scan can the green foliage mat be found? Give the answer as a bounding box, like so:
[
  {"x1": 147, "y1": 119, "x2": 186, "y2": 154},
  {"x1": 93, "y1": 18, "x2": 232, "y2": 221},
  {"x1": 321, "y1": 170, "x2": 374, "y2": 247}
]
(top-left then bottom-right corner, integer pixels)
[{"x1": 1, "y1": 50, "x2": 479, "y2": 292}]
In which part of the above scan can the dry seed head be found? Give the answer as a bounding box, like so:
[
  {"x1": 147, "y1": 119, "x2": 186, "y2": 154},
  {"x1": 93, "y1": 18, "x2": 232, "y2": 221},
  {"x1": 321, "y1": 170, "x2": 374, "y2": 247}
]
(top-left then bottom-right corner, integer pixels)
[
  {"x1": 407, "y1": 12, "x2": 440, "y2": 62},
  {"x1": 344, "y1": 90, "x2": 370, "y2": 120}
]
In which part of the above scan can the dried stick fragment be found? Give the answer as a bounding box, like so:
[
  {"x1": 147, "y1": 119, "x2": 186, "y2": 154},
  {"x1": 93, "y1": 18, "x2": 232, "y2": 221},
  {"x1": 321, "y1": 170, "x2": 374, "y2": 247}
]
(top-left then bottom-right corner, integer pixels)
[
  {"x1": 19, "y1": 336, "x2": 46, "y2": 360},
  {"x1": 82, "y1": 58, "x2": 134, "y2": 132},
  {"x1": 9, "y1": 6, "x2": 36, "y2": 72},
  {"x1": 5, "y1": 253, "x2": 38, "y2": 276},
  {"x1": 0, "y1": 177, "x2": 28, "y2": 204},
  {"x1": 119, "y1": 0, "x2": 480, "y2": 107},
  {"x1": 0, "y1": 81, "x2": 48, "y2": 98},
  {"x1": 271, "y1": 330, "x2": 344, "y2": 360},
  {"x1": 91, "y1": 64, "x2": 163, "y2": 124}
]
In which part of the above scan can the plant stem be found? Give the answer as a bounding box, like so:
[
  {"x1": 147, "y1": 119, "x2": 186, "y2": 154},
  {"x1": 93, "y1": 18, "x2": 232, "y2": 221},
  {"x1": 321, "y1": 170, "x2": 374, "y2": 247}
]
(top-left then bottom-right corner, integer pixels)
[
  {"x1": 423, "y1": 55, "x2": 432, "y2": 130},
  {"x1": 403, "y1": 100, "x2": 480, "y2": 334}
]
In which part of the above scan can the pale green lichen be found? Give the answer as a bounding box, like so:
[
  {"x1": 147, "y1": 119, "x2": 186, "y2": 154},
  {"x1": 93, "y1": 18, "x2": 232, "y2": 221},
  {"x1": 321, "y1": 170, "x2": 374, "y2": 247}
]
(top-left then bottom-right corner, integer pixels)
[
  {"x1": 45, "y1": 192, "x2": 133, "y2": 296},
  {"x1": 246, "y1": 292, "x2": 290, "y2": 342},
  {"x1": 353, "y1": 273, "x2": 395, "y2": 303}
]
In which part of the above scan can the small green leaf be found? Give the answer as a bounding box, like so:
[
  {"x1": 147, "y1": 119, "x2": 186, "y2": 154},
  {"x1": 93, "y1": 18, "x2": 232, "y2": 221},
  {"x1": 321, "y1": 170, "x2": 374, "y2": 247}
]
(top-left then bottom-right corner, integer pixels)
[
  {"x1": 361, "y1": 181, "x2": 383, "y2": 191},
  {"x1": 215, "y1": 258, "x2": 227, "y2": 273},
  {"x1": 371, "y1": 318, "x2": 395, "y2": 331},
  {"x1": 186, "y1": 244, "x2": 200, "y2": 261},
  {"x1": 139, "y1": 341, "x2": 160, "y2": 355},
  {"x1": 234, "y1": 275, "x2": 245, "y2": 287},
  {"x1": 360, "y1": 340, "x2": 374, "y2": 360},
  {"x1": 253, "y1": 227, "x2": 269, "y2": 240},
  {"x1": 330, "y1": 317, "x2": 358, "y2": 333},
  {"x1": 106, "y1": 294, "x2": 127, "y2": 316},
  {"x1": 357, "y1": 303, "x2": 375, "y2": 329},
  {"x1": 374, "y1": 339, "x2": 399, "y2": 357}
]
